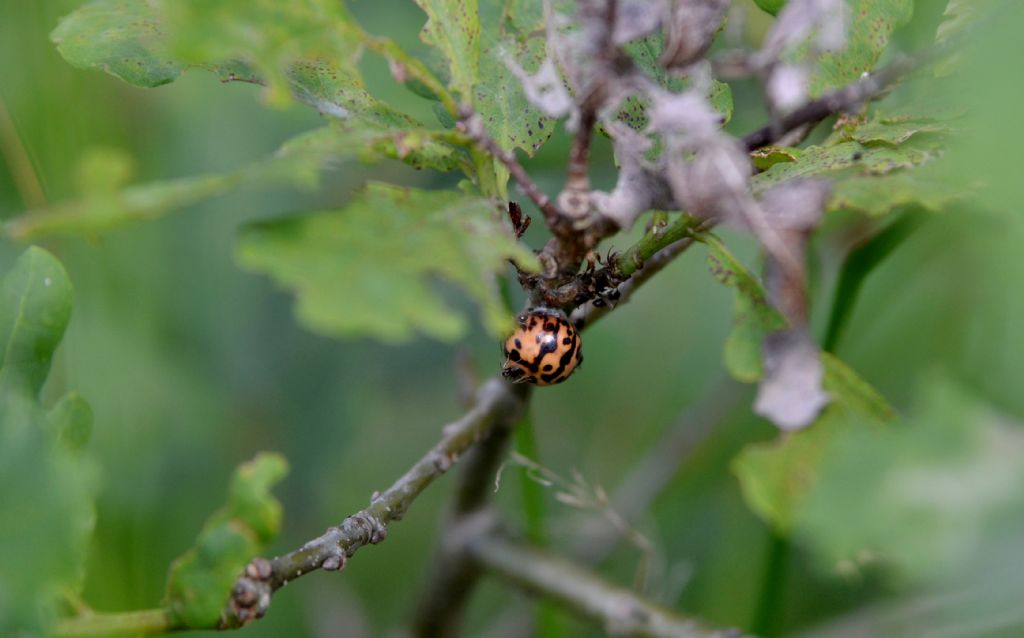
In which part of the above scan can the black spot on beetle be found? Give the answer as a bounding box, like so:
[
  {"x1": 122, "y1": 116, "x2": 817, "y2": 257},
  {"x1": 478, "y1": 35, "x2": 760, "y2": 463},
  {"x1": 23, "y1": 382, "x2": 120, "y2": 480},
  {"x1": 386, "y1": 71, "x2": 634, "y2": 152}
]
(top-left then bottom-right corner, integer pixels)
[
  {"x1": 514, "y1": 338, "x2": 522, "y2": 349},
  {"x1": 562, "y1": 337, "x2": 571, "y2": 345},
  {"x1": 508, "y1": 350, "x2": 521, "y2": 362},
  {"x1": 544, "y1": 322, "x2": 556, "y2": 332},
  {"x1": 543, "y1": 364, "x2": 553, "y2": 371}
]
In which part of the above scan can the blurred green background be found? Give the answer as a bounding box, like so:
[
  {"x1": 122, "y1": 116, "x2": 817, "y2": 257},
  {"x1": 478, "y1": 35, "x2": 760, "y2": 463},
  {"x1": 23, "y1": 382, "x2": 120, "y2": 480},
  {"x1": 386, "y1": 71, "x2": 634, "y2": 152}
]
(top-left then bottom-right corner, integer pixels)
[{"x1": 2, "y1": 1, "x2": 1024, "y2": 636}]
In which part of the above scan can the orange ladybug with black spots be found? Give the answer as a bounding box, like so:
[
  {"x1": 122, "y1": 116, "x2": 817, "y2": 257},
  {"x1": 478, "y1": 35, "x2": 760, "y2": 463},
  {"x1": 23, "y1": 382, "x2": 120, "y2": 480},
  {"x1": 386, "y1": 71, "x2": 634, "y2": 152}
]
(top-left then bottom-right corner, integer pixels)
[{"x1": 501, "y1": 307, "x2": 582, "y2": 386}]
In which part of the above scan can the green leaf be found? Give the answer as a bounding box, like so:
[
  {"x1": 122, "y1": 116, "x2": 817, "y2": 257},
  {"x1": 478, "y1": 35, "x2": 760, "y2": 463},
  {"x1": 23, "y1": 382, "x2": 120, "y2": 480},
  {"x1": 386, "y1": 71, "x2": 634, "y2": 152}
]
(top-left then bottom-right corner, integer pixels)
[
  {"x1": 796, "y1": 375, "x2": 1024, "y2": 582},
  {"x1": 165, "y1": 0, "x2": 361, "y2": 106},
  {"x1": 415, "y1": 0, "x2": 481, "y2": 98},
  {"x1": 2, "y1": 125, "x2": 463, "y2": 241},
  {"x1": 822, "y1": 212, "x2": 925, "y2": 352},
  {"x1": 280, "y1": 123, "x2": 464, "y2": 173},
  {"x1": 0, "y1": 247, "x2": 74, "y2": 396},
  {"x1": 750, "y1": 146, "x2": 801, "y2": 172},
  {"x1": 832, "y1": 107, "x2": 958, "y2": 146},
  {"x1": 48, "y1": 392, "x2": 95, "y2": 453},
  {"x1": 0, "y1": 248, "x2": 97, "y2": 636},
  {"x1": 702, "y1": 235, "x2": 785, "y2": 382},
  {"x1": 751, "y1": 139, "x2": 935, "y2": 197},
  {"x1": 51, "y1": 0, "x2": 398, "y2": 120},
  {"x1": 830, "y1": 169, "x2": 967, "y2": 217},
  {"x1": 51, "y1": 0, "x2": 183, "y2": 87},
  {"x1": 476, "y1": 36, "x2": 555, "y2": 156},
  {"x1": 164, "y1": 453, "x2": 288, "y2": 629},
  {"x1": 752, "y1": 106, "x2": 963, "y2": 219},
  {"x1": 807, "y1": 0, "x2": 914, "y2": 97},
  {"x1": 754, "y1": 0, "x2": 788, "y2": 15},
  {"x1": 733, "y1": 354, "x2": 892, "y2": 532},
  {"x1": 236, "y1": 182, "x2": 539, "y2": 343}
]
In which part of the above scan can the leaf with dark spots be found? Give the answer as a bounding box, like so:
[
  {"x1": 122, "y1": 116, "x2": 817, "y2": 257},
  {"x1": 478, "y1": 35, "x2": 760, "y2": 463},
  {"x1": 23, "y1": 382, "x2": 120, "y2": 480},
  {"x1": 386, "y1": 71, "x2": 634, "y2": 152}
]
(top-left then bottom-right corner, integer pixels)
[
  {"x1": 807, "y1": 0, "x2": 914, "y2": 97},
  {"x1": 414, "y1": 0, "x2": 481, "y2": 98},
  {"x1": 51, "y1": 0, "x2": 183, "y2": 87}
]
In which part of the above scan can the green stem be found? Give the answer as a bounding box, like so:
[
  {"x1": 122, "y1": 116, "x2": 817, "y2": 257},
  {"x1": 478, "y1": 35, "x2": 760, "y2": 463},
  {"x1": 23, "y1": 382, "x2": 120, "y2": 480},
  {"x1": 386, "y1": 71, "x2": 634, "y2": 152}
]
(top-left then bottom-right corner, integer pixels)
[
  {"x1": 618, "y1": 215, "x2": 704, "y2": 279},
  {"x1": 353, "y1": 30, "x2": 461, "y2": 118},
  {"x1": 0, "y1": 93, "x2": 47, "y2": 210},
  {"x1": 514, "y1": 413, "x2": 568, "y2": 638},
  {"x1": 53, "y1": 608, "x2": 178, "y2": 638},
  {"x1": 515, "y1": 413, "x2": 545, "y2": 545},
  {"x1": 751, "y1": 531, "x2": 790, "y2": 638},
  {"x1": 822, "y1": 212, "x2": 925, "y2": 352}
]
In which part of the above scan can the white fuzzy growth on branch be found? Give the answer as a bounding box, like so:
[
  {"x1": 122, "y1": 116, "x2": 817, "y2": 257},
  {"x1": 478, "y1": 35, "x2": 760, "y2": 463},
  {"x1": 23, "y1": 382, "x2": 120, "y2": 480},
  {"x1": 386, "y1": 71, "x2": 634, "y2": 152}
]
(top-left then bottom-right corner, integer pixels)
[
  {"x1": 505, "y1": 56, "x2": 574, "y2": 118},
  {"x1": 759, "y1": 0, "x2": 850, "y2": 114}
]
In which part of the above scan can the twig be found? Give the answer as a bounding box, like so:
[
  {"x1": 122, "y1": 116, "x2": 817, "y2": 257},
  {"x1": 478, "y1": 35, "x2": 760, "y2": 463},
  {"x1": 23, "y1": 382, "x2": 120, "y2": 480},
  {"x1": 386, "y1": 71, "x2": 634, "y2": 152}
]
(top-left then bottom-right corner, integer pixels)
[
  {"x1": 458, "y1": 107, "x2": 564, "y2": 232},
  {"x1": 222, "y1": 378, "x2": 529, "y2": 627},
  {"x1": 562, "y1": 0, "x2": 615, "y2": 194},
  {"x1": 741, "y1": 54, "x2": 925, "y2": 152},
  {"x1": 465, "y1": 531, "x2": 748, "y2": 638},
  {"x1": 543, "y1": 214, "x2": 712, "y2": 313}
]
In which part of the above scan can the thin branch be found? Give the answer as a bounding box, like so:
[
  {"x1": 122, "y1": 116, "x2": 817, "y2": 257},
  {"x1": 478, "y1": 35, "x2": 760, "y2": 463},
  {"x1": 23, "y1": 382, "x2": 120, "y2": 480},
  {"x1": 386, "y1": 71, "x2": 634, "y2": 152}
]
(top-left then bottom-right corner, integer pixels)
[
  {"x1": 221, "y1": 378, "x2": 529, "y2": 627},
  {"x1": 458, "y1": 107, "x2": 564, "y2": 232},
  {"x1": 545, "y1": 214, "x2": 713, "y2": 313},
  {"x1": 741, "y1": 53, "x2": 926, "y2": 152},
  {"x1": 465, "y1": 530, "x2": 748, "y2": 638},
  {"x1": 563, "y1": 0, "x2": 617, "y2": 196}
]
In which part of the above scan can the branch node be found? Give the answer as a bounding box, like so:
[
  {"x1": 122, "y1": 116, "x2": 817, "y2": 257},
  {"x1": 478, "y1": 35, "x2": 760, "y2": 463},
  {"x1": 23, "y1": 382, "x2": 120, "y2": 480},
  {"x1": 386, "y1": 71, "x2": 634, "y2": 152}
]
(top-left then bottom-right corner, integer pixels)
[{"x1": 321, "y1": 552, "x2": 347, "y2": 572}]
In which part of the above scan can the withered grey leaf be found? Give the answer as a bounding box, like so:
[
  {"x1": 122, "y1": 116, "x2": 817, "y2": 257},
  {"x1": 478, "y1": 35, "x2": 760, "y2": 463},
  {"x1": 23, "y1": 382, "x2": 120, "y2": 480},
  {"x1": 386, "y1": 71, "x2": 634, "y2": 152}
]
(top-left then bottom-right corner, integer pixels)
[
  {"x1": 759, "y1": 179, "x2": 832, "y2": 231},
  {"x1": 614, "y1": 0, "x2": 667, "y2": 45},
  {"x1": 761, "y1": 0, "x2": 847, "y2": 61},
  {"x1": 766, "y1": 63, "x2": 809, "y2": 113},
  {"x1": 664, "y1": 140, "x2": 752, "y2": 222},
  {"x1": 754, "y1": 328, "x2": 830, "y2": 431},
  {"x1": 504, "y1": 56, "x2": 574, "y2": 118},
  {"x1": 660, "y1": 0, "x2": 729, "y2": 69}
]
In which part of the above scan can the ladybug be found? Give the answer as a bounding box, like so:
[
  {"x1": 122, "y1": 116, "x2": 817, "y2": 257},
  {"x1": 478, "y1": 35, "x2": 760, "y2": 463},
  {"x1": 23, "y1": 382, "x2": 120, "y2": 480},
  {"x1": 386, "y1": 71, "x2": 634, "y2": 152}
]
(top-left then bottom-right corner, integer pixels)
[{"x1": 501, "y1": 307, "x2": 582, "y2": 386}]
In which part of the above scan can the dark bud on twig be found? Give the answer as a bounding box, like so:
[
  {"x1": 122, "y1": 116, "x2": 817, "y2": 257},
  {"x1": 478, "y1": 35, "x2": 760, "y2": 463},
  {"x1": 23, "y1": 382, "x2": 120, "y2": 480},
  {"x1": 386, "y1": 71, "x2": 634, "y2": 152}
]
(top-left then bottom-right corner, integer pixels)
[
  {"x1": 507, "y1": 201, "x2": 532, "y2": 239},
  {"x1": 660, "y1": 0, "x2": 729, "y2": 69},
  {"x1": 227, "y1": 558, "x2": 274, "y2": 626},
  {"x1": 245, "y1": 557, "x2": 273, "y2": 581}
]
